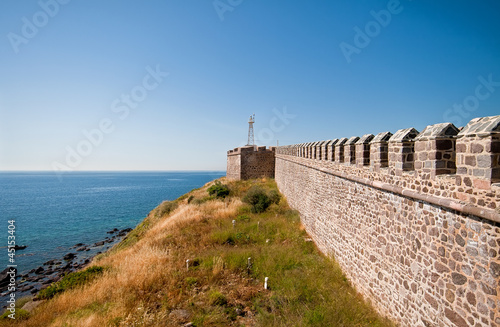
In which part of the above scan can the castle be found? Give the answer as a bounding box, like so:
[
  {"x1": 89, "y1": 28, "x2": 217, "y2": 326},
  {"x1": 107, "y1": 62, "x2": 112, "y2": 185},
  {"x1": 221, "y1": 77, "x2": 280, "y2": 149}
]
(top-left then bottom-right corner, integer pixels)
[{"x1": 227, "y1": 115, "x2": 500, "y2": 327}]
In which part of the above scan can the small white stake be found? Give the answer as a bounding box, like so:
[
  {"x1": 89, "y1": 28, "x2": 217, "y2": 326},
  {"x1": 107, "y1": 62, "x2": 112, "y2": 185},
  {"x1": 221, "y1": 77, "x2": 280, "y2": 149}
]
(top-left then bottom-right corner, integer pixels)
[
  {"x1": 257, "y1": 221, "x2": 260, "y2": 230},
  {"x1": 186, "y1": 259, "x2": 190, "y2": 271},
  {"x1": 232, "y1": 219, "x2": 236, "y2": 227},
  {"x1": 264, "y1": 277, "x2": 269, "y2": 290}
]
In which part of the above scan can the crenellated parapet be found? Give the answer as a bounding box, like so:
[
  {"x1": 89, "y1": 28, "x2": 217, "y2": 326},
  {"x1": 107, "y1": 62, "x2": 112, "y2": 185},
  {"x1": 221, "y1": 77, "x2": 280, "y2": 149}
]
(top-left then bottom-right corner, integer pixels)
[{"x1": 274, "y1": 115, "x2": 500, "y2": 217}]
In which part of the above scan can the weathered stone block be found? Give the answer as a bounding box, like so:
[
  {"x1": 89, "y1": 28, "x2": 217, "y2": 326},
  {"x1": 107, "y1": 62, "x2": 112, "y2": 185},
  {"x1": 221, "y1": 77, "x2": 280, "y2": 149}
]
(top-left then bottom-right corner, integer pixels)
[
  {"x1": 414, "y1": 123, "x2": 459, "y2": 178},
  {"x1": 457, "y1": 115, "x2": 500, "y2": 186},
  {"x1": 335, "y1": 138, "x2": 347, "y2": 163},
  {"x1": 389, "y1": 128, "x2": 419, "y2": 175}
]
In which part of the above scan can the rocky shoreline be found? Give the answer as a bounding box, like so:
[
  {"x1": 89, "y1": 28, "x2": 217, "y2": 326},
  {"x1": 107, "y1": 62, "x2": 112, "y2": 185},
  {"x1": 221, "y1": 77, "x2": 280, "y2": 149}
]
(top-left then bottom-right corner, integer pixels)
[{"x1": 0, "y1": 227, "x2": 132, "y2": 309}]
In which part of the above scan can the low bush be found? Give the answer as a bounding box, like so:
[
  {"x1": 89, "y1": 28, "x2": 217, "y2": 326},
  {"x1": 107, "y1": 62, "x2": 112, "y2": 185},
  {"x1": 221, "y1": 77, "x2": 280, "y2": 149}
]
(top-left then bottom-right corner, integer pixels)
[
  {"x1": 243, "y1": 186, "x2": 271, "y2": 213},
  {"x1": 268, "y1": 190, "x2": 281, "y2": 204},
  {"x1": 37, "y1": 266, "x2": 105, "y2": 300},
  {"x1": 209, "y1": 290, "x2": 228, "y2": 306},
  {"x1": 156, "y1": 200, "x2": 178, "y2": 218},
  {"x1": 0, "y1": 308, "x2": 29, "y2": 320},
  {"x1": 207, "y1": 181, "x2": 230, "y2": 199}
]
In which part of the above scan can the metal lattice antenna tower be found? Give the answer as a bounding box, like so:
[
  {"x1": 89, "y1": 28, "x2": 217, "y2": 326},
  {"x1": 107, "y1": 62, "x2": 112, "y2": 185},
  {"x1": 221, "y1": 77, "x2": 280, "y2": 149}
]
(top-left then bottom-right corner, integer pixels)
[{"x1": 247, "y1": 114, "x2": 255, "y2": 146}]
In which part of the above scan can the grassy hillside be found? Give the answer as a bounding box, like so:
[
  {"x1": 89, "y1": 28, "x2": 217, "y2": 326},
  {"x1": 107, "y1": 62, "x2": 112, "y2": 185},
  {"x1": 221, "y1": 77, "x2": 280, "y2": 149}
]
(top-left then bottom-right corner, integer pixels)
[{"x1": 3, "y1": 178, "x2": 395, "y2": 327}]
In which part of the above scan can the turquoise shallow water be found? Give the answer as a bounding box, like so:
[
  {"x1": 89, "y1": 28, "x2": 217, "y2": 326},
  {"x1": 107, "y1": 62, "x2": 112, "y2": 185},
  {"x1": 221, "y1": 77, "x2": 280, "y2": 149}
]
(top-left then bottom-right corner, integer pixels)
[{"x1": 0, "y1": 171, "x2": 224, "y2": 275}]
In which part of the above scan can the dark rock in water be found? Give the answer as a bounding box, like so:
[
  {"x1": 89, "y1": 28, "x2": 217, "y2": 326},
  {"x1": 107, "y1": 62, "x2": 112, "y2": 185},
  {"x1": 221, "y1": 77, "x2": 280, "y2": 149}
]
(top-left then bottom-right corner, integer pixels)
[
  {"x1": 76, "y1": 246, "x2": 87, "y2": 252},
  {"x1": 63, "y1": 253, "x2": 76, "y2": 261},
  {"x1": 34, "y1": 267, "x2": 44, "y2": 274},
  {"x1": 94, "y1": 241, "x2": 105, "y2": 247},
  {"x1": 14, "y1": 245, "x2": 27, "y2": 250},
  {"x1": 73, "y1": 243, "x2": 84, "y2": 247},
  {"x1": 105, "y1": 239, "x2": 113, "y2": 243},
  {"x1": 0, "y1": 267, "x2": 17, "y2": 289},
  {"x1": 117, "y1": 228, "x2": 133, "y2": 236},
  {"x1": 19, "y1": 285, "x2": 33, "y2": 292},
  {"x1": 107, "y1": 228, "x2": 119, "y2": 234},
  {"x1": 85, "y1": 248, "x2": 90, "y2": 251}
]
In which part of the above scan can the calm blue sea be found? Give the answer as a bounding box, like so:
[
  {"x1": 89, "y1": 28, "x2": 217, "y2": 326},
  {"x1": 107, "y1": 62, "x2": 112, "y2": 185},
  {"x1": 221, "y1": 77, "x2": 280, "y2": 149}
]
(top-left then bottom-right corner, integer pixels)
[{"x1": 0, "y1": 171, "x2": 225, "y2": 275}]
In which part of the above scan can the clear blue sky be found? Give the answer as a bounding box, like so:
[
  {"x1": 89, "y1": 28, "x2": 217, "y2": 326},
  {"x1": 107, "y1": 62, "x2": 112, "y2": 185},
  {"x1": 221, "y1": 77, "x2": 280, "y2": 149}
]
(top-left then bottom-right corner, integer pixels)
[{"x1": 1, "y1": 0, "x2": 499, "y2": 171}]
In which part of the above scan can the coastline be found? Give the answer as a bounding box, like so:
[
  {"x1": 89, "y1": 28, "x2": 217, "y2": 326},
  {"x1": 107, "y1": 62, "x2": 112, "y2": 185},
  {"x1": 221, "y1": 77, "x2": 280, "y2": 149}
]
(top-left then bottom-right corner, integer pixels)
[
  {"x1": 0, "y1": 171, "x2": 226, "y2": 314},
  {"x1": 0, "y1": 227, "x2": 133, "y2": 311}
]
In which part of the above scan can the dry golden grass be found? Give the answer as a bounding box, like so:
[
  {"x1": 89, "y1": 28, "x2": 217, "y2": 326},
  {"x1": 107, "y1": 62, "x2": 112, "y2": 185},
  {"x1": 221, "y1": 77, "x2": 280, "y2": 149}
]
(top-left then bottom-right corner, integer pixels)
[{"x1": 4, "y1": 178, "x2": 395, "y2": 327}]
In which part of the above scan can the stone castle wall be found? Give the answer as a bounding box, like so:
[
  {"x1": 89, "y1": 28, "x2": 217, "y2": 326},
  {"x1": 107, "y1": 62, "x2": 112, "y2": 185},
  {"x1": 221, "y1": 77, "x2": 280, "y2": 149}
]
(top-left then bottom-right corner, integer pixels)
[
  {"x1": 272, "y1": 116, "x2": 500, "y2": 327},
  {"x1": 227, "y1": 146, "x2": 275, "y2": 180}
]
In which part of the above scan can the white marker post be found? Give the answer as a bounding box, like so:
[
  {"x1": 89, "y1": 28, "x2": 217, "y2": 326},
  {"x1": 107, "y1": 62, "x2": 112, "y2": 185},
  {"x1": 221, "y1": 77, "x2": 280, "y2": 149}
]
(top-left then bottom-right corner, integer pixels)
[
  {"x1": 232, "y1": 219, "x2": 236, "y2": 228},
  {"x1": 264, "y1": 277, "x2": 269, "y2": 290},
  {"x1": 186, "y1": 259, "x2": 190, "y2": 271}
]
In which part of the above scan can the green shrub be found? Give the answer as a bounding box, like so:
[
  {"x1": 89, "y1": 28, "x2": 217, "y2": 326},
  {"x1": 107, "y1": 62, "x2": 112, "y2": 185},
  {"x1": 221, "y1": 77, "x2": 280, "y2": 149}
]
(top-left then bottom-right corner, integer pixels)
[
  {"x1": 156, "y1": 201, "x2": 178, "y2": 218},
  {"x1": 243, "y1": 186, "x2": 271, "y2": 213},
  {"x1": 187, "y1": 195, "x2": 195, "y2": 203},
  {"x1": 207, "y1": 181, "x2": 230, "y2": 199},
  {"x1": 37, "y1": 266, "x2": 105, "y2": 300},
  {"x1": 236, "y1": 214, "x2": 250, "y2": 222},
  {"x1": 209, "y1": 290, "x2": 228, "y2": 306},
  {"x1": 192, "y1": 197, "x2": 211, "y2": 205},
  {"x1": 0, "y1": 308, "x2": 30, "y2": 320},
  {"x1": 268, "y1": 190, "x2": 281, "y2": 204}
]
